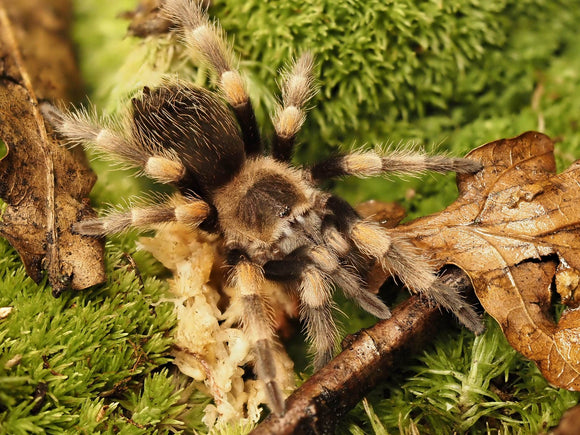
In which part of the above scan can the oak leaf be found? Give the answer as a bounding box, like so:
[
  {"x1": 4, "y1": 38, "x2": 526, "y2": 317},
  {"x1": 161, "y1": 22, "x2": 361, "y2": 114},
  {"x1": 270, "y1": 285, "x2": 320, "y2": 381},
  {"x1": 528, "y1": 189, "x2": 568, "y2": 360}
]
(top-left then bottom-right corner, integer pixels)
[
  {"x1": 0, "y1": 4, "x2": 105, "y2": 294},
  {"x1": 398, "y1": 131, "x2": 580, "y2": 390}
]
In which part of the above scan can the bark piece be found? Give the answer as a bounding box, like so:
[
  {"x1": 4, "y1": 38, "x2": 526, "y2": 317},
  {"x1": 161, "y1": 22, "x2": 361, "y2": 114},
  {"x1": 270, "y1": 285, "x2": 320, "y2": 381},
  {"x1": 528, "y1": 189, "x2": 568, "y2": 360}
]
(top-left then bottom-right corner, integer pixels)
[
  {"x1": 0, "y1": 2, "x2": 105, "y2": 294},
  {"x1": 251, "y1": 294, "x2": 444, "y2": 435}
]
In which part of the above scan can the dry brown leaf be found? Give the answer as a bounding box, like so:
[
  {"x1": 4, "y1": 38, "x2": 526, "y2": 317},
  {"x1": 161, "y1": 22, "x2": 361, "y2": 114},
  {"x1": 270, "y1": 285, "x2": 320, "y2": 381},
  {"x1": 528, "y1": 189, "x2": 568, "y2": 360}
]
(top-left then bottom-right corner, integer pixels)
[
  {"x1": 398, "y1": 131, "x2": 580, "y2": 390},
  {"x1": 355, "y1": 199, "x2": 406, "y2": 228},
  {"x1": 0, "y1": 3, "x2": 105, "y2": 294}
]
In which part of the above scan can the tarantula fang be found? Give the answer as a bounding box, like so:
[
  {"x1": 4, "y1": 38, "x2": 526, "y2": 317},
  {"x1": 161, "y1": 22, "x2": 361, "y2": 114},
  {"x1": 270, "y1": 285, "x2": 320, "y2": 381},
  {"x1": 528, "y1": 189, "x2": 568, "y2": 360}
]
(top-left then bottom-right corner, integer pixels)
[{"x1": 41, "y1": 0, "x2": 483, "y2": 415}]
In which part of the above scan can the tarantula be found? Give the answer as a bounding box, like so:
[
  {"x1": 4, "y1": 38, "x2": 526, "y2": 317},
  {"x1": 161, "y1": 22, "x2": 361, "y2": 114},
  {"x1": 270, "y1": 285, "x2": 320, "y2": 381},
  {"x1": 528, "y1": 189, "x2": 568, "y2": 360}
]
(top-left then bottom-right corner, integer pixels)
[{"x1": 42, "y1": 0, "x2": 483, "y2": 415}]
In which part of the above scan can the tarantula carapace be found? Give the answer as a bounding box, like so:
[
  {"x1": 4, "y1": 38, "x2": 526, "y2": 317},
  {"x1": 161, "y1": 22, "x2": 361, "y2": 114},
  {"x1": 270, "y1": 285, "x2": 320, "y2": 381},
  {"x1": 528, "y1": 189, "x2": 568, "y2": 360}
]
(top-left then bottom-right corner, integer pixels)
[{"x1": 42, "y1": 0, "x2": 483, "y2": 415}]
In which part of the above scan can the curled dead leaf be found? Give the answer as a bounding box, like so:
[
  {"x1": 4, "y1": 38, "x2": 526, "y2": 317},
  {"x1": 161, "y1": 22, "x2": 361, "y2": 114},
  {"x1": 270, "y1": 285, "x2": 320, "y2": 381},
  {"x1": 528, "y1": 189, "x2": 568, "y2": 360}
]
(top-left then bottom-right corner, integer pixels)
[
  {"x1": 399, "y1": 131, "x2": 580, "y2": 390},
  {"x1": 0, "y1": 3, "x2": 105, "y2": 293}
]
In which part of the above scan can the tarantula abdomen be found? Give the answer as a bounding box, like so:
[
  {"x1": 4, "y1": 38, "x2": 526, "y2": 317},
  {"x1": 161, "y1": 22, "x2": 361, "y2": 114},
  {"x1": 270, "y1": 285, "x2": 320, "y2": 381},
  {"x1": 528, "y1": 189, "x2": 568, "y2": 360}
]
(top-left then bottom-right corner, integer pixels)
[{"x1": 131, "y1": 84, "x2": 246, "y2": 199}]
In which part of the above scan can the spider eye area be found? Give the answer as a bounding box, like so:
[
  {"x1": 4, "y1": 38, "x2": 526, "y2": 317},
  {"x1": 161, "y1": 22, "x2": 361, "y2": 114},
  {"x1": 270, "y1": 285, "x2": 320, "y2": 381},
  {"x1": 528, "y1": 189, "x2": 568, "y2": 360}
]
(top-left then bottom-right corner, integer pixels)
[
  {"x1": 213, "y1": 158, "x2": 315, "y2": 246},
  {"x1": 233, "y1": 172, "x2": 304, "y2": 232},
  {"x1": 277, "y1": 205, "x2": 291, "y2": 218},
  {"x1": 226, "y1": 248, "x2": 248, "y2": 266}
]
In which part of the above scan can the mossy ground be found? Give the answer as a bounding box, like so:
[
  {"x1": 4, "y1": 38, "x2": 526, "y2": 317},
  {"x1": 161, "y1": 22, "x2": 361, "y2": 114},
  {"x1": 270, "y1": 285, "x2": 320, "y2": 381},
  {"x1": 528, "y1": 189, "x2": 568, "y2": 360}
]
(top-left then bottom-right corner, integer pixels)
[{"x1": 1, "y1": 0, "x2": 580, "y2": 433}]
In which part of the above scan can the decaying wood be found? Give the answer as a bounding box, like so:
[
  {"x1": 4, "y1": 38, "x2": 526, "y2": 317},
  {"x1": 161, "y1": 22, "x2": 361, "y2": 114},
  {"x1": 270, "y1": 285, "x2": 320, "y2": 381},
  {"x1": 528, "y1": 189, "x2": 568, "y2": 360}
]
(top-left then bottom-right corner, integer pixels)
[
  {"x1": 0, "y1": 0, "x2": 82, "y2": 102},
  {"x1": 400, "y1": 131, "x2": 580, "y2": 390},
  {"x1": 0, "y1": 0, "x2": 105, "y2": 294}
]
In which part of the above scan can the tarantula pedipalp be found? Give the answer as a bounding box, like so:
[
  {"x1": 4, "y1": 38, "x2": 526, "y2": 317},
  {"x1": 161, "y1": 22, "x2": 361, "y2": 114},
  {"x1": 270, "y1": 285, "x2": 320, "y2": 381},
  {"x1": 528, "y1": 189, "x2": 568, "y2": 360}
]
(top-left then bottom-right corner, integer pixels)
[{"x1": 42, "y1": 0, "x2": 483, "y2": 415}]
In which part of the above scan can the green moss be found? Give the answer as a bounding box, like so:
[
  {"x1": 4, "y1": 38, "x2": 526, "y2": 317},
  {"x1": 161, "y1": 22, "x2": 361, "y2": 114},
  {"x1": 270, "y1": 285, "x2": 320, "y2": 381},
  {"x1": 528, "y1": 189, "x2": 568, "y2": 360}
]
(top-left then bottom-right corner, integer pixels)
[
  {"x1": 0, "y1": 235, "x2": 200, "y2": 433},
  {"x1": 342, "y1": 320, "x2": 580, "y2": 434}
]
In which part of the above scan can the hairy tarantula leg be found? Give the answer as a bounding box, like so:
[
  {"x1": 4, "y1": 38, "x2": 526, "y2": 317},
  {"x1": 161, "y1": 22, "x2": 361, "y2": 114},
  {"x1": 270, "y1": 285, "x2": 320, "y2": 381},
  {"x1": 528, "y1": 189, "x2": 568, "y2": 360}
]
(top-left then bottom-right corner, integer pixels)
[
  {"x1": 230, "y1": 261, "x2": 286, "y2": 415},
  {"x1": 334, "y1": 268, "x2": 392, "y2": 319},
  {"x1": 316, "y1": 197, "x2": 393, "y2": 318},
  {"x1": 298, "y1": 265, "x2": 339, "y2": 371},
  {"x1": 272, "y1": 53, "x2": 317, "y2": 161},
  {"x1": 309, "y1": 149, "x2": 482, "y2": 181},
  {"x1": 162, "y1": 0, "x2": 261, "y2": 155},
  {"x1": 40, "y1": 103, "x2": 186, "y2": 184},
  {"x1": 73, "y1": 197, "x2": 210, "y2": 236},
  {"x1": 264, "y1": 249, "x2": 390, "y2": 322},
  {"x1": 262, "y1": 253, "x2": 338, "y2": 370},
  {"x1": 306, "y1": 245, "x2": 391, "y2": 320},
  {"x1": 350, "y1": 220, "x2": 484, "y2": 334}
]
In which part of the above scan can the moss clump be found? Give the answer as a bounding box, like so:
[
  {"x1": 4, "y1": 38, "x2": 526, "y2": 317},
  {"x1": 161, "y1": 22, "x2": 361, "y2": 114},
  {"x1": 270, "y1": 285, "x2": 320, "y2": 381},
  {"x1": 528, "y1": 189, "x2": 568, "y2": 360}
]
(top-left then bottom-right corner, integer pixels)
[
  {"x1": 0, "y1": 234, "x2": 199, "y2": 433},
  {"x1": 342, "y1": 320, "x2": 580, "y2": 434}
]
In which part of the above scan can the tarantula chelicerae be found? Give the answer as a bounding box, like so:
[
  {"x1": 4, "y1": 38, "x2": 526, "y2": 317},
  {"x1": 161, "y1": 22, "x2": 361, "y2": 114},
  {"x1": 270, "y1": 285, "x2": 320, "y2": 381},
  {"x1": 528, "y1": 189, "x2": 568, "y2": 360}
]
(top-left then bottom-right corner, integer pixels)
[{"x1": 42, "y1": 0, "x2": 483, "y2": 415}]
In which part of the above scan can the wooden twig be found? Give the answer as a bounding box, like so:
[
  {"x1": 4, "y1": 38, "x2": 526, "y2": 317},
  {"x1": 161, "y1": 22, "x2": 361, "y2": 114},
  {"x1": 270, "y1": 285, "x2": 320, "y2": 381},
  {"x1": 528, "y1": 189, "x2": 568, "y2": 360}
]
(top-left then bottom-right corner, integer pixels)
[
  {"x1": 252, "y1": 297, "x2": 441, "y2": 434},
  {"x1": 252, "y1": 267, "x2": 474, "y2": 434}
]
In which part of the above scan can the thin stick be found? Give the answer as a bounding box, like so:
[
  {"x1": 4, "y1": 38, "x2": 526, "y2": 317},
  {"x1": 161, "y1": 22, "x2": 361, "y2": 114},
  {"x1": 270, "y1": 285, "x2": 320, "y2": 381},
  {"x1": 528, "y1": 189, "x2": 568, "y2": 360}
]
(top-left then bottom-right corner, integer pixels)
[
  {"x1": 251, "y1": 295, "x2": 443, "y2": 434},
  {"x1": 252, "y1": 266, "x2": 475, "y2": 433}
]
